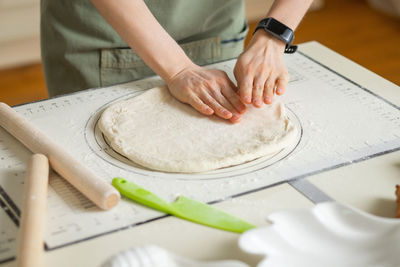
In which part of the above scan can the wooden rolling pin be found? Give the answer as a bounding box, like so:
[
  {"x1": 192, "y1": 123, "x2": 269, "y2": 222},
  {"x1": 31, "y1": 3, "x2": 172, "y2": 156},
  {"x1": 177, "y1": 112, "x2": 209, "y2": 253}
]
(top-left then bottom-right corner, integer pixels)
[
  {"x1": 0, "y1": 102, "x2": 120, "y2": 210},
  {"x1": 17, "y1": 154, "x2": 49, "y2": 267}
]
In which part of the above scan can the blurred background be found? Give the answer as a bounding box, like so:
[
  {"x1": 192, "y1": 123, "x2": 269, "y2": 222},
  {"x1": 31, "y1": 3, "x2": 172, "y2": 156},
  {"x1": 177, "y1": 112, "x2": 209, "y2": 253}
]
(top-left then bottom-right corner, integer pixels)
[{"x1": 0, "y1": 0, "x2": 399, "y2": 106}]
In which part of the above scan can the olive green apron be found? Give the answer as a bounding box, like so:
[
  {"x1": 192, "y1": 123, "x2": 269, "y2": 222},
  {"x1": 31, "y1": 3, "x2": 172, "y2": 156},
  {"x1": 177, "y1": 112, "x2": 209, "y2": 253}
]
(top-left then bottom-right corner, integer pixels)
[{"x1": 41, "y1": 0, "x2": 248, "y2": 97}]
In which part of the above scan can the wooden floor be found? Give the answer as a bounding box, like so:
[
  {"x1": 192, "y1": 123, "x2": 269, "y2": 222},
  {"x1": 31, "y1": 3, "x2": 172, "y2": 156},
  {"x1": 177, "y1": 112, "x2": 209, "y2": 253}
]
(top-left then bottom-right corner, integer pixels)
[{"x1": 1, "y1": 0, "x2": 399, "y2": 106}]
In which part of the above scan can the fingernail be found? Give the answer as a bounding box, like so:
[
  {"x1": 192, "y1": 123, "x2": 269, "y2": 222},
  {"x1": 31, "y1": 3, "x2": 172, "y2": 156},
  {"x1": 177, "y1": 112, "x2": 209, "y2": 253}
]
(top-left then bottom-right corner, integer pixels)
[
  {"x1": 264, "y1": 96, "x2": 272, "y2": 104},
  {"x1": 276, "y1": 88, "x2": 283, "y2": 95},
  {"x1": 244, "y1": 96, "x2": 251, "y2": 104},
  {"x1": 231, "y1": 114, "x2": 241, "y2": 123},
  {"x1": 223, "y1": 110, "x2": 232, "y2": 117},
  {"x1": 232, "y1": 114, "x2": 240, "y2": 121},
  {"x1": 255, "y1": 99, "x2": 262, "y2": 107}
]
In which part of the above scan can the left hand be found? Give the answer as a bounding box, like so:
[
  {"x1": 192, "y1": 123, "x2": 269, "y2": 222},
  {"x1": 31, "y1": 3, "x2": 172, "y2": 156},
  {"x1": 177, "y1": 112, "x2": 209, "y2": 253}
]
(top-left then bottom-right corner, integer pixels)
[
  {"x1": 234, "y1": 30, "x2": 289, "y2": 107},
  {"x1": 167, "y1": 65, "x2": 246, "y2": 123}
]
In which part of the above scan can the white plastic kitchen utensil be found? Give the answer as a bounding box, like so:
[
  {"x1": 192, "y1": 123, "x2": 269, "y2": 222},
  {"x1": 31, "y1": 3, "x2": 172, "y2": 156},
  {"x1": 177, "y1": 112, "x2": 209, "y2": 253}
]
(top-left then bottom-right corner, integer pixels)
[{"x1": 239, "y1": 202, "x2": 400, "y2": 267}]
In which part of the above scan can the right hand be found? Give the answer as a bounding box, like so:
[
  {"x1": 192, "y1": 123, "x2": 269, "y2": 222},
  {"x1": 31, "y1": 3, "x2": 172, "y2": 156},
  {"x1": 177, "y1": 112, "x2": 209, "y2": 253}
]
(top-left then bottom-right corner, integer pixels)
[
  {"x1": 166, "y1": 65, "x2": 246, "y2": 123},
  {"x1": 233, "y1": 30, "x2": 289, "y2": 108}
]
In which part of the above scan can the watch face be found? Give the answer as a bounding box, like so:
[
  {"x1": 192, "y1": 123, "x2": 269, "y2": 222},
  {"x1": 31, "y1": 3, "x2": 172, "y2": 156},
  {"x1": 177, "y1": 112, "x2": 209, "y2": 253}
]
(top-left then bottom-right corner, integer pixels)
[
  {"x1": 262, "y1": 18, "x2": 294, "y2": 44},
  {"x1": 268, "y1": 19, "x2": 288, "y2": 36}
]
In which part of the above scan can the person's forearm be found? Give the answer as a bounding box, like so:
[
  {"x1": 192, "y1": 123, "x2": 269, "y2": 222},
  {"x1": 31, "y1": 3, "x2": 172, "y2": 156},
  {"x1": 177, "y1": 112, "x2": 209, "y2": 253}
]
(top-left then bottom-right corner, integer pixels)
[
  {"x1": 90, "y1": 0, "x2": 194, "y2": 83},
  {"x1": 267, "y1": 0, "x2": 313, "y2": 30}
]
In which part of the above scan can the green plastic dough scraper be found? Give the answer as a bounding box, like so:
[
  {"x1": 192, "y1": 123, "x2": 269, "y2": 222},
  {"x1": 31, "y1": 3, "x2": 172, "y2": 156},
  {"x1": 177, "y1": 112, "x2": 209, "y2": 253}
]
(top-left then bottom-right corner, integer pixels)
[{"x1": 112, "y1": 178, "x2": 255, "y2": 233}]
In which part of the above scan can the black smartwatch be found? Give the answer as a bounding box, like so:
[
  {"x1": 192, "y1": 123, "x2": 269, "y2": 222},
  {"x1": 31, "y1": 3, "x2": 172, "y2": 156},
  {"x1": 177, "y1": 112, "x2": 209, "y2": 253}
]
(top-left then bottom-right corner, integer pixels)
[{"x1": 254, "y1": 18, "x2": 297, "y2": 54}]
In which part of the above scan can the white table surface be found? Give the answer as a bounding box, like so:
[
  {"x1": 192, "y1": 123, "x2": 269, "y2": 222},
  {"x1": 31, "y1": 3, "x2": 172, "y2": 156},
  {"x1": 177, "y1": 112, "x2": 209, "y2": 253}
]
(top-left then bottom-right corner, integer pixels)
[{"x1": 2, "y1": 41, "x2": 400, "y2": 267}]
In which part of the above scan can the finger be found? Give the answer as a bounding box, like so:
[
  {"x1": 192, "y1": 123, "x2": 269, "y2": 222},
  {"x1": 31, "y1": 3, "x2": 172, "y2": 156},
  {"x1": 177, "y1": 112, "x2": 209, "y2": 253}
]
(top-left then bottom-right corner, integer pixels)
[
  {"x1": 229, "y1": 115, "x2": 241, "y2": 124},
  {"x1": 213, "y1": 91, "x2": 241, "y2": 123},
  {"x1": 211, "y1": 90, "x2": 235, "y2": 113},
  {"x1": 188, "y1": 95, "x2": 214, "y2": 115},
  {"x1": 252, "y1": 75, "x2": 266, "y2": 108},
  {"x1": 276, "y1": 75, "x2": 289, "y2": 95},
  {"x1": 222, "y1": 82, "x2": 246, "y2": 114},
  {"x1": 237, "y1": 77, "x2": 253, "y2": 104},
  {"x1": 263, "y1": 75, "x2": 277, "y2": 104},
  {"x1": 201, "y1": 92, "x2": 233, "y2": 120},
  {"x1": 275, "y1": 79, "x2": 286, "y2": 95}
]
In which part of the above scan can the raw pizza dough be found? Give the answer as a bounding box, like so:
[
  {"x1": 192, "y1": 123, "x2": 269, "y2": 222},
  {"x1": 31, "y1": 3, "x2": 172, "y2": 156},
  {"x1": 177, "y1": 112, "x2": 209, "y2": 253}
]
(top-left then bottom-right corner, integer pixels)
[{"x1": 99, "y1": 87, "x2": 298, "y2": 173}]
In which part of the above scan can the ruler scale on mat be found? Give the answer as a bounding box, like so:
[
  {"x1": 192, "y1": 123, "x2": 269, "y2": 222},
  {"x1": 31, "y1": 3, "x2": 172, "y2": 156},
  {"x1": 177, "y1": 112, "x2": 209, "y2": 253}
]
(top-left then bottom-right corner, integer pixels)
[{"x1": 0, "y1": 44, "x2": 399, "y2": 262}]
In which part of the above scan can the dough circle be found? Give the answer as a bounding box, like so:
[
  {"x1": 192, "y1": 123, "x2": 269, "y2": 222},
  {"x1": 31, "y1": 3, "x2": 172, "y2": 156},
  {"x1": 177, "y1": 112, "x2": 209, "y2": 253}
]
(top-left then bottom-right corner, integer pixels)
[{"x1": 99, "y1": 87, "x2": 298, "y2": 173}]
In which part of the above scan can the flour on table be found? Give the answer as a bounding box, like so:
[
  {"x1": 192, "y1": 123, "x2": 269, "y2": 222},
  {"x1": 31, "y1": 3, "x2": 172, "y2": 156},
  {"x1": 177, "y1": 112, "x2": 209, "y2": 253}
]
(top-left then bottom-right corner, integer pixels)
[{"x1": 98, "y1": 87, "x2": 298, "y2": 173}]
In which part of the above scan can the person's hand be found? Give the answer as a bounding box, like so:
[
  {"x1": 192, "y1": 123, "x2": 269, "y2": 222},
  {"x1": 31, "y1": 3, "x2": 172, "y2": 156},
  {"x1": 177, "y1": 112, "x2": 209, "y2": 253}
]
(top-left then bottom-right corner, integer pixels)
[
  {"x1": 166, "y1": 65, "x2": 246, "y2": 123},
  {"x1": 234, "y1": 30, "x2": 289, "y2": 107}
]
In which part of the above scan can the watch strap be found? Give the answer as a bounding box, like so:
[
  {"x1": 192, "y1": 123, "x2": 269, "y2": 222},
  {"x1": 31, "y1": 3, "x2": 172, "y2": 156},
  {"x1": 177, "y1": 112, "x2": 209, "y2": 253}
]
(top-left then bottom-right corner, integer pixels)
[{"x1": 285, "y1": 44, "x2": 297, "y2": 54}]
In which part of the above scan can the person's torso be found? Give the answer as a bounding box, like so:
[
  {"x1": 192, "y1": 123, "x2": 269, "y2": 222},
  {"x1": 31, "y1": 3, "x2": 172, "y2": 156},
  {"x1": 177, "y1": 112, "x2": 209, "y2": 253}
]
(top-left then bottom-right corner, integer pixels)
[
  {"x1": 42, "y1": 0, "x2": 246, "y2": 50},
  {"x1": 41, "y1": 0, "x2": 247, "y2": 95}
]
